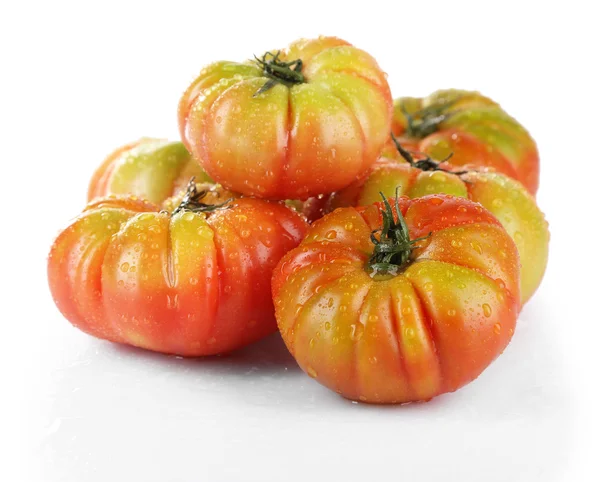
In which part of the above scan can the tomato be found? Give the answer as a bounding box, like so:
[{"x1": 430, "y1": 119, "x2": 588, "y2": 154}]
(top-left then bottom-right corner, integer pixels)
[
  {"x1": 178, "y1": 36, "x2": 393, "y2": 200},
  {"x1": 88, "y1": 138, "x2": 211, "y2": 204},
  {"x1": 272, "y1": 194, "x2": 520, "y2": 404},
  {"x1": 48, "y1": 182, "x2": 308, "y2": 356},
  {"x1": 389, "y1": 89, "x2": 539, "y2": 195},
  {"x1": 327, "y1": 140, "x2": 549, "y2": 303}
]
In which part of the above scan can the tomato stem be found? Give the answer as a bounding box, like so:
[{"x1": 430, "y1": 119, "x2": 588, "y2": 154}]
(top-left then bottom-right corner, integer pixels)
[
  {"x1": 368, "y1": 190, "x2": 431, "y2": 277},
  {"x1": 253, "y1": 51, "x2": 305, "y2": 97},
  {"x1": 172, "y1": 178, "x2": 233, "y2": 216},
  {"x1": 391, "y1": 133, "x2": 470, "y2": 176},
  {"x1": 403, "y1": 101, "x2": 454, "y2": 139}
]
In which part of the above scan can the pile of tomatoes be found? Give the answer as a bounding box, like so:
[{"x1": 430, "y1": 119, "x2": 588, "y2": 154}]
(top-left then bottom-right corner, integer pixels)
[{"x1": 48, "y1": 36, "x2": 549, "y2": 404}]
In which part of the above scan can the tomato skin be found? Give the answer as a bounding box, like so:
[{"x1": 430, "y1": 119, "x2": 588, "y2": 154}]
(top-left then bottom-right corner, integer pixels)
[
  {"x1": 48, "y1": 192, "x2": 308, "y2": 356},
  {"x1": 391, "y1": 89, "x2": 539, "y2": 195},
  {"x1": 272, "y1": 195, "x2": 520, "y2": 404},
  {"x1": 178, "y1": 36, "x2": 393, "y2": 200},
  {"x1": 88, "y1": 138, "x2": 211, "y2": 204},
  {"x1": 327, "y1": 159, "x2": 549, "y2": 303}
]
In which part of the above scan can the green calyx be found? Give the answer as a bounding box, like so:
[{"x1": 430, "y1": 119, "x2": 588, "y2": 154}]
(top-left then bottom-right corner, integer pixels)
[
  {"x1": 391, "y1": 134, "x2": 470, "y2": 177},
  {"x1": 368, "y1": 190, "x2": 431, "y2": 277},
  {"x1": 402, "y1": 100, "x2": 454, "y2": 139},
  {"x1": 253, "y1": 51, "x2": 305, "y2": 97},
  {"x1": 171, "y1": 177, "x2": 233, "y2": 216}
]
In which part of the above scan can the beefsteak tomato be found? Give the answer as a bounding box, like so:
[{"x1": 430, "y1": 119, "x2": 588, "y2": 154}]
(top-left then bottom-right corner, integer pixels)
[
  {"x1": 389, "y1": 89, "x2": 539, "y2": 195},
  {"x1": 328, "y1": 140, "x2": 549, "y2": 303},
  {"x1": 272, "y1": 194, "x2": 520, "y2": 403},
  {"x1": 49, "y1": 181, "x2": 308, "y2": 356},
  {"x1": 88, "y1": 138, "x2": 211, "y2": 204},
  {"x1": 178, "y1": 36, "x2": 393, "y2": 200}
]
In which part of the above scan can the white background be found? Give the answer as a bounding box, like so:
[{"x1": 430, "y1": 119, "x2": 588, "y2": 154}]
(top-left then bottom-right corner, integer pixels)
[{"x1": 1, "y1": 1, "x2": 599, "y2": 480}]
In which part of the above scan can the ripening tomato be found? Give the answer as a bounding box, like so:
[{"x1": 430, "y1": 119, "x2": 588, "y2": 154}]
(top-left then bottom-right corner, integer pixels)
[
  {"x1": 88, "y1": 138, "x2": 212, "y2": 204},
  {"x1": 328, "y1": 141, "x2": 549, "y2": 303},
  {"x1": 178, "y1": 36, "x2": 393, "y2": 200},
  {"x1": 272, "y1": 194, "x2": 520, "y2": 404},
  {"x1": 48, "y1": 182, "x2": 308, "y2": 356},
  {"x1": 389, "y1": 90, "x2": 539, "y2": 195}
]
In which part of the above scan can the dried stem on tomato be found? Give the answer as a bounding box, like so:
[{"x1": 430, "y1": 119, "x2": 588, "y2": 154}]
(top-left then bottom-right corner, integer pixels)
[
  {"x1": 391, "y1": 133, "x2": 470, "y2": 177},
  {"x1": 171, "y1": 178, "x2": 233, "y2": 216},
  {"x1": 402, "y1": 100, "x2": 455, "y2": 139}
]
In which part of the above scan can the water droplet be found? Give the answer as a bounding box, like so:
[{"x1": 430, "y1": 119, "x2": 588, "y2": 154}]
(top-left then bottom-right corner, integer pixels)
[
  {"x1": 369, "y1": 356, "x2": 378, "y2": 364},
  {"x1": 325, "y1": 230, "x2": 337, "y2": 240},
  {"x1": 492, "y1": 198, "x2": 503, "y2": 208},
  {"x1": 429, "y1": 197, "x2": 444, "y2": 206},
  {"x1": 482, "y1": 303, "x2": 492, "y2": 317},
  {"x1": 402, "y1": 306, "x2": 412, "y2": 315},
  {"x1": 307, "y1": 366, "x2": 318, "y2": 378},
  {"x1": 240, "y1": 230, "x2": 251, "y2": 238},
  {"x1": 350, "y1": 323, "x2": 364, "y2": 341},
  {"x1": 447, "y1": 309, "x2": 456, "y2": 316},
  {"x1": 295, "y1": 304, "x2": 303, "y2": 315},
  {"x1": 327, "y1": 298, "x2": 334, "y2": 308},
  {"x1": 182, "y1": 212, "x2": 195, "y2": 222},
  {"x1": 368, "y1": 314, "x2": 379, "y2": 322},
  {"x1": 117, "y1": 280, "x2": 124, "y2": 287},
  {"x1": 451, "y1": 239, "x2": 463, "y2": 248},
  {"x1": 120, "y1": 262, "x2": 130, "y2": 272},
  {"x1": 359, "y1": 395, "x2": 367, "y2": 402},
  {"x1": 344, "y1": 222, "x2": 354, "y2": 231},
  {"x1": 470, "y1": 241, "x2": 483, "y2": 254},
  {"x1": 339, "y1": 305, "x2": 347, "y2": 313},
  {"x1": 189, "y1": 277, "x2": 198, "y2": 285},
  {"x1": 423, "y1": 282, "x2": 433, "y2": 291},
  {"x1": 309, "y1": 338, "x2": 315, "y2": 348},
  {"x1": 493, "y1": 322, "x2": 502, "y2": 334}
]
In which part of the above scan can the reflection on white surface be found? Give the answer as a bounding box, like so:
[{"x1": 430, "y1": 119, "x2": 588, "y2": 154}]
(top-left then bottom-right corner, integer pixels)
[{"x1": 22, "y1": 294, "x2": 571, "y2": 482}]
